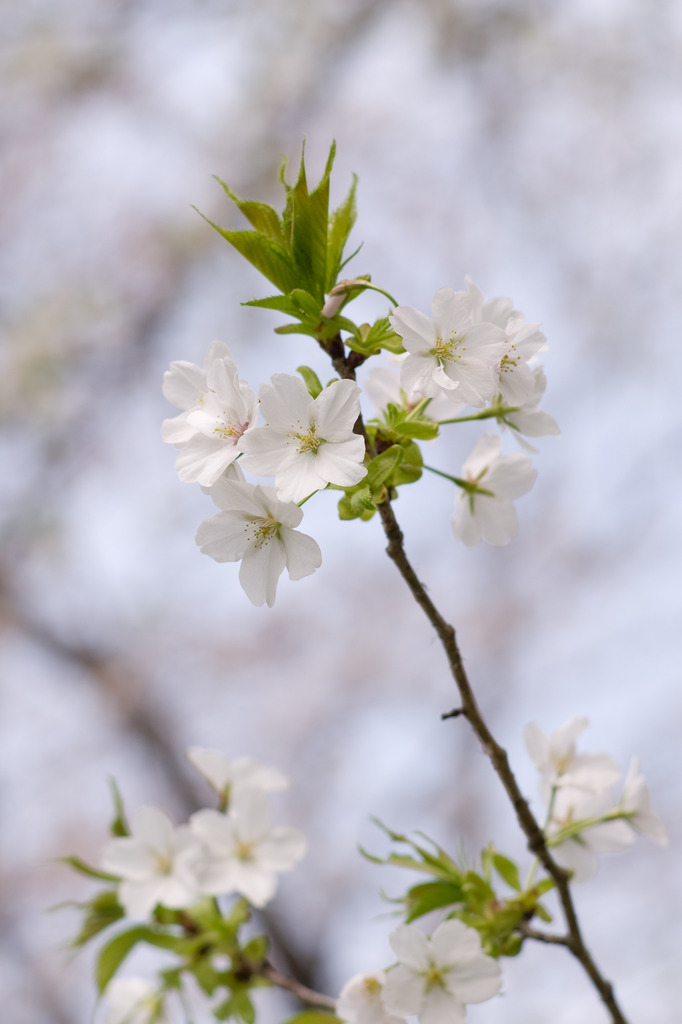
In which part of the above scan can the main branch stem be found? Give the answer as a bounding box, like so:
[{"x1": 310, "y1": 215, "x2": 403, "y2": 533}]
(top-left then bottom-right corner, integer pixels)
[{"x1": 322, "y1": 332, "x2": 629, "y2": 1024}]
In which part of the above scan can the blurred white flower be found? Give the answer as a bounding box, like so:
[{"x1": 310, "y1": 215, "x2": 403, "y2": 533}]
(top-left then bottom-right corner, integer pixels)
[
  {"x1": 100, "y1": 807, "x2": 202, "y2": 918},
  {"x1": 100, "y1": 977, "x2": 171, "y2": 1024},
  {"x1": 238, "y1": 374, "x2": 367, "y2": 502},
  {"x1": 390, "y1": 288, "x2": 506, "y2": 408},
  {"x1": 383, "y1": 920, "x2": 501, "y2": 1024},
  {"x1": 337, "y1": 971, "x2": 407, "y2": 1024},
  {"x1": 524, "y1": 717, "x2": 621, "y2": 799},
  {"x1": 186, "y1": 748, "x2": 289, "y2": 804},
  {"x1": 547, "y1": 787, "x2": 634, "y2": 882},
  {"x1": 190, "y1": 786, "x2": 306, "y2": 907},
  {"x1": 162, "y1": 341, "x2": 257, "y2": 487},
  {"x1": 364, "y1": 363, "x2": 459, "y2": 421},
  {"x1": 620, "y1": 757, "x2": 668, "y2": 846},
  {"x1": 196, "y1": 475, "x2": 321, "y2": 607},
  {"x1": 451, "y1": 434, "x2": 536, "y2": 547}
]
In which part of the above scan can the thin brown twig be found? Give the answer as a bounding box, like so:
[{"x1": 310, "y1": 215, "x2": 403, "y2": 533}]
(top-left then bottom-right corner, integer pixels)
[
  {"x1": 261, "y1": 963, "x2": 337, "y2": 1011},
  {"x1": 519, "y1": 923, "x2": 571, "y2": 947}
]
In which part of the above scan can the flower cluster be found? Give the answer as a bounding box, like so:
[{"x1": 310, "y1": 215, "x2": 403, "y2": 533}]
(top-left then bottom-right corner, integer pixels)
[
  {"x1": 337, "y1": 920, "x2": 502, "y2": 1024},
  {"x1": 100, "y1": 748, "x2": 306, "y2": 916},
  {"x1": 525, "y1": 717, "x2": 667, "y2": 881}
]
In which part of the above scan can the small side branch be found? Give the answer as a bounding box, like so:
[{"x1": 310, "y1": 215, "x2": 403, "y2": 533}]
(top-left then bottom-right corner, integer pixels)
[
  {"x1": 261, "y1": 963, "x2": 337, "y2": 1011},
  {"x1": 518, "y1": 923, "x2": 571, "y2": 947}
]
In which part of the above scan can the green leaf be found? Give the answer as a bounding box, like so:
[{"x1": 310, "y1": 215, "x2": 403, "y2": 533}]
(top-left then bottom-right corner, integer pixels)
[
  {"x1": 534, "y1": 903, "x2": 553, "y2": 923},
  {"x1": 108, "y1": 777, "x2": 129, "y2": 837},
  {"x1": 96, "y1": 927, "x2": 180, "y2": 993},
  {"x1": 283, "y1": 1014, "x2": 342, "y2": 1024},
  {"x1": 327, "y1": 174, "x2": 358, "y2": 291},
  {"x1": 404, "y1": 881, "x2": 465, "y2": 922},
  {"x1": 196, "y1": 214, "x2": 298, "y2": 294},
  {"x1": 242, "y1": 934, "x2": 269, "y2": 963},
  {"x1": 243, "y1": 295, "x2": 301, "y2": 314},
  {"x1": 297, "y1": 366, "x2": 323, "y2": 399},
  {"x1": 59, "y1": 856, "x2": 119, "y2": 883},
  {"x1": 492, "y1": 853, "x2": 521, "y2": 892},
  {"x1": 215, "y1": 991, "x2": 257, "y2": 1024},
  {"x1": 214, "y1": 178, "x2": 286, "y2": 245},
  {"x1": 391, "y1": 441, "x2": 423, "y2": 486},
  {"x1": 395, "y1": 419, "x2": 439, "y2": 441},
  {"x1": 96, "y1": 927, "x2": 148, "y2": 993},
  {"x1": 289, "y1": 144, "x2": 333, "y2": 300},
  {"x1": 71, "y1": 890, "x2": 123, "y2": 948},
  {"x1": 366, "y1": 445, "x2": 403, "y2": 489}
]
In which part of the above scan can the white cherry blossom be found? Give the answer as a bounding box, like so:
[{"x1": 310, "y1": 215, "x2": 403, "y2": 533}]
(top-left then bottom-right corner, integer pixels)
[
  {"x1": 364, "y1": 363, "x2": 459, "y2": 421},
  {"x1": 451, "y1": 434, "x2": 536, "y2": 547},
  {"x1": 547, "y1": 787, "x2": 634, "y2": 882},
  {"x1": 524, "y1": 717, "x2": 621, "y2": 799},
  {"x1": 100, "y1": 807, "x2": 203, "y2": 918},
  {"x1": 196, "y1": 475, "x2": 321, "y2": 607},
  {"x1": 100, "y1": 978, "x2": 171, "y2": 1024},
  {"x1": 337, "y1": 972, "x2": 407, "y2": 1024},
  {"x1": 238, "y1": 374, "x2": 367, "y2": 502},
  {"x1": 464, "y1": 278, "x2": 546, "y2": 407},
  {"x1": 186, "y1": 748, "x2": 289, "y2": 804},
  {"x1": 162, "y1": 341, "x2": 257, "y2": 487},
  {"x1": 620, "y1": 757, "x2": 668, "y2": 846},
  {"x1": 383, "y1": 920, "x2": 501, "y2": 1024},
  {"x1": 190, "y1": 786, "x2": 306, "y2": 907},
  {"x1": 390, "y1": 288, "x2": 506, "y2": 408}
]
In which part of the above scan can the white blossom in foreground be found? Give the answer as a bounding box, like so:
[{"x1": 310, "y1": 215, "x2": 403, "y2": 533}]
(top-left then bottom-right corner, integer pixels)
[
  {"x1": 547, "y1": 787, "x2": 634, "y2": 882},
  {"x1": 337, "y1": 972, "x2": 407, "y2": 1024},
  {"x1": 100, "y1": 807, "x2": 203, "y2": 918},
  {"x1": 524, "y1": 717, "x2": 621, "y2": 798},
  {"x1": 162, "y1": 341, "x2": 257, "y2": 487},
  {"x1": 451, "y1": 434, "x2": 536, "y2": 547},
  {"x1": 186, "y1": 748, "x2": 290, "y2": 804},
  {"x1": 238, "y1": 374, "x2": 367, "y2": 502},
  {"x1": 389, "y1": 287, "x2": 506, "y2": 408},
  {"x1": 196, "y1": 475, "x2": 321, "y2": 607},
  {"x1": 383, "y1": 921, "x2": 501, "y2": 1024},
  {"x1": 100, "y1": 978, "x2": 171, "y2": 1024},
  {"x1": 190, "y1": 786, "x2": 306, "y2": 907},
  {"x1": 620, "y1": 757, "x2": 668, "y2": 846}
]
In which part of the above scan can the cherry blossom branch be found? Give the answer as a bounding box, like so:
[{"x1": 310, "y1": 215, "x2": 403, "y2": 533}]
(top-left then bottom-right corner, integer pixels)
[
  {"x1": 373, "y1": 498, "x2": 628, "y2": 1024},
  {"x1": 322, "y1": 336, "x2": 630, "y2": 1024}
]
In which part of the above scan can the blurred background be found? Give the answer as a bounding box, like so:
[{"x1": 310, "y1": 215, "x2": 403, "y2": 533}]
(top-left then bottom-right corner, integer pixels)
[{"x1": 2, "y1": 1, "x2": 681, "y2": 1021}]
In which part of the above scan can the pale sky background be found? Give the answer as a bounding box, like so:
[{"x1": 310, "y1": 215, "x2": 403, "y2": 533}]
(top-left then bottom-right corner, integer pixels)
[{"x1": 1, "y1": 2, "x2": 681, "y2": 1022}]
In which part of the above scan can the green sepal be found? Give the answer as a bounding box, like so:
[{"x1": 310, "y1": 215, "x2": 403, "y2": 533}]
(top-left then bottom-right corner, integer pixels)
[
  {"x1": 403, "y1": 881, "x2": 465, "y2": 923},
  {"x1": 108, "y1": 777, "x2": 129, "y2": 837},
  {"x1": 96, "y1": 926, "x2": 181, "y2": 993},
  {"x1": 491, "y1": 852, "x2": 521, "y2": 892},
  {"x1": 59, "y1": 856, "x2": 119, "y2": 883},
  {"x1": 191, "y1": 958, "x2": 223, "y2": 996}
]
